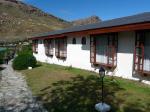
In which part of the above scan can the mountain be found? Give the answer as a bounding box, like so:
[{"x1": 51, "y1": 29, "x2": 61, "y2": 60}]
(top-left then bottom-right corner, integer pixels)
[
  {"x1": 0, "y1": 0, "x2": 101, "y2": 42},
  {"x1": 72, "y1": 16, "x2": 101, "y2": 26},
  {"x1": 0, "y1": 0, "x2": 72, "y2": 41}
]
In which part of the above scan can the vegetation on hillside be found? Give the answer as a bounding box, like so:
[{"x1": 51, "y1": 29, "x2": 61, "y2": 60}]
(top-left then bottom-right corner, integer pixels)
[
  {"x1": 0, "y1": 0, "x2": 71, "y2": 41},
  {"x1": 0, "y1": 48, "x2": 10, "y2": 64},
  {"x1": 0, "y1": 0, "x2": 101, "y2": 42},
  {"x1": 72, "y1": 16, "x2": 101, "y2": 26}
]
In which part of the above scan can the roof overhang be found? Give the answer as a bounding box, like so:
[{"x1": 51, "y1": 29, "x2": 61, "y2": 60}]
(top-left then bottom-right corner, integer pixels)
[{"x1": 30, "y1": 22, "x2": 150, "y2": 40}]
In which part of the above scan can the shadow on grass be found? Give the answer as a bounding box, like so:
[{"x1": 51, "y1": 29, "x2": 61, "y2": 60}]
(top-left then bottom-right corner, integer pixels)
[
  {"x1": 34, "y1": 63, "x2": 42, "y2": 68},
  {"x1": 123, "y1": 100, "x2": 150, "y2": 112},
  {"x1": 38, "y1": 75, "x2": 125, "y2": 112},
  {"x1": 35, "y1": 64, "x2": 42, "y2": 68}
]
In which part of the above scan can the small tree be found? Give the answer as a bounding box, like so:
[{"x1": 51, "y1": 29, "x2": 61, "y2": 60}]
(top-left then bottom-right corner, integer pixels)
[
  {"x1": 13, "y1": 44, "x2": 37, "y2": 70},
  {"x1": 13, "y1": 54, "x2": 37, "y2": 70}
]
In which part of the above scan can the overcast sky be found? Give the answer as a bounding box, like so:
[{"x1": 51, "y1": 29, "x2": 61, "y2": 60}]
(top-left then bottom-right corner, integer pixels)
[{"x1": 22, "y1": 0, "x2": 150, "y2": 21}]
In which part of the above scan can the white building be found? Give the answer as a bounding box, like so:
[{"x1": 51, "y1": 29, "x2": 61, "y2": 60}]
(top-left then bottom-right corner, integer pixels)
[{"x1": 31, "y1": 12, "x2": 150, "y2": 84}]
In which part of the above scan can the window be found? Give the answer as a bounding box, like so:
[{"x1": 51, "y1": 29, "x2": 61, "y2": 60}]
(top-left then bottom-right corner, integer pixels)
[
  {"x1": 55, "y1": 37, "x2": 67, "y2": 58},
  {"x1": 39, "y1": 40, "x2": 43, "y2": 44},
  {"x1": 81, "y1": 37, "x2": 86, "y2": 45},
  {"x1": 44, "y1": 39, "x2": 54, "y2": 56},
  {"x1": 32, "y1": 40, "x2": 38, "y2": 53},
  {"x1": 72, "y1": 38, "x2": 76, "y2": 44},
  {"x1": 134, "y1": 30, "x2": 150, "y2": 74},
  {"x1": 90, "y1": 33, "x2": 118, "y2": 68}
]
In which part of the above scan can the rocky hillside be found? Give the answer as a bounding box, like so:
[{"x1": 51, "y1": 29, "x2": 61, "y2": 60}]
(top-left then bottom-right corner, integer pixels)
[
  {"x1": 0, "y1": 0, "x2": 71, "y2": 41},
  {"x1": 72, "y1": 16, "x2": 101, "y2": 26},
  {"x1": 0, "y1": 0, "x2": 101, "y2": 41}
]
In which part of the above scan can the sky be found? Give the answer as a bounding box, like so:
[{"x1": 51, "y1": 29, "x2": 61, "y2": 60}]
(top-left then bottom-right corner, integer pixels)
[{"x1": 22, "y1": 0, "x2": 150, "y2": 21}]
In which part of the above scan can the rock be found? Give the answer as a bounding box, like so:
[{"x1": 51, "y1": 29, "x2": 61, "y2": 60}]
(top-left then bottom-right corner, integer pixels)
[
  {"x1": 95, "y1": 102, "x2": 111, "y2": 112},
  {"x1": 72, "y1": 16, "x2": 101, "y2": 26},
  {"x1": 28, "y1": 67, "x2": 32, "y2": 70},
  {"x1": 25, "y1": 108, "x2": 33, "y2": 112}
]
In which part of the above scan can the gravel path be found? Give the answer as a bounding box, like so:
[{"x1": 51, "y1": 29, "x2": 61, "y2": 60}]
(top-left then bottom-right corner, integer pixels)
[{"x1": 0, "y1": 61, "x2": 47, "y2": 112}]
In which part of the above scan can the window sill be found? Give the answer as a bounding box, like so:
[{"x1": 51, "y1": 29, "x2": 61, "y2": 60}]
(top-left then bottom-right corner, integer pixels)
[
  {"x1": 46, "y1": 54, "x2": 53, "y2": 57},
  {"x1": 93, "y1": 62, "x2": 116, "y2": 68},
  {"x1": 33, "y1": 52, "x2": 38, "y2": 54},
  {"x1": 56, "y1": 56, "x2": 67, "y2": 59},
  {"x1": 135, "y1": 70, "x2": 150, "y2": 76}
]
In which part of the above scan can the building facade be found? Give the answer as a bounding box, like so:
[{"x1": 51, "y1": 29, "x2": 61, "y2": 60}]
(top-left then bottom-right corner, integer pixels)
[{"x1": 31, "y1": 12, "x2": 150, "y2": 84}]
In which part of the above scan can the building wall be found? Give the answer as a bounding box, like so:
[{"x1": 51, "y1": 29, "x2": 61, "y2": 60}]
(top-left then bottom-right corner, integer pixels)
[
  {"x1": 34, "y1": 35, "x2": 93, "y2": 71},
  {"x1": 67, "y1": 36, "x2": 92, "y2": 70},
  {"x1": 33, "y1": 31, "x2": 150, "y2": 84},
  {"x1": 115, "y1": 31, "x2": 135, "y2": 79}
]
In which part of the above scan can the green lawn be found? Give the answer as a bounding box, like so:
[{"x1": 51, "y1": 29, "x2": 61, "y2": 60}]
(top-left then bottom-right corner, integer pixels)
[{"x1": 22, "y1": 63, "x2": 150, "y2": 112}]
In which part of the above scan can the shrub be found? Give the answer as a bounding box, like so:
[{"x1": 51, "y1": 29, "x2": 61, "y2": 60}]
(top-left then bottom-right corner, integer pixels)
[
  {"x1": 0, "y1": 49, "x2": 8, "y2": 64},
  {"x1": 18, "y1": 45, "x2": 32, "y2": 55},
  {"x1": 0, "y1": 59, "x2": 3, "y2": 64},
  {"x1": 13, "y1": 54, "x2": 37, "y2": 70}
]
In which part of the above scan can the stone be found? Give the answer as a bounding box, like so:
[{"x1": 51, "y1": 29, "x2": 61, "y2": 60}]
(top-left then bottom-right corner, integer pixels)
[
  {"x1": 0, "y1": 61, "x2": 47, "y2": 112},
  {"x1": 95, "y1": 102, "x2": 111, "y2": 112},
  {"x1": 28, "y1": 67, "x2": 33, "y2": 70}
]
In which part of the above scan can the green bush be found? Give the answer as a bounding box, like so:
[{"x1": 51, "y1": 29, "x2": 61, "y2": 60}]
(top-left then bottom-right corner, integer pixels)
[
  {"x1": 18, "y1": 45, "x2": 33, "y2": 55},
  {"x1": 0, "y1": 49, "x2": 8, "y2": 64},
  {"x1": 0, "y1": 59, "x2": 3, "y2": 64},
  {"x1": 13, "y1": 54, "x2": 37, "y2": 70}
]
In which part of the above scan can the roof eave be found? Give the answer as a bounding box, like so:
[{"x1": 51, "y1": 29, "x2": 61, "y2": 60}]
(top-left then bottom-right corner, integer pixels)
[{"x1": 30, "y1": 21, "x2": 150, "y2": 40}]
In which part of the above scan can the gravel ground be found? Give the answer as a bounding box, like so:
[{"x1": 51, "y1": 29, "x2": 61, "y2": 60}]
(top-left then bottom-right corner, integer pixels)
[{"x1": 0, "y1": 61, "x2": 47, "y2": 112}]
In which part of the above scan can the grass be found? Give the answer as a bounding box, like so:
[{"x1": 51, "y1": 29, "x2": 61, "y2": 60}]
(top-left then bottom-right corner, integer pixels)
[{"x1": 22, "y1": 63, "x2": 150, "y2": 112}]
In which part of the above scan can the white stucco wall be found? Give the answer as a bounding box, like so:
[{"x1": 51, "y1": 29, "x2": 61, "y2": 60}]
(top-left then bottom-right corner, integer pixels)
[
  {"x1": 33, "y1": 40, "x2": 46, "y2": 62},
  {"x1": 66, "y1": 36, "x2": 92, "y2": 70},
  {"x1": 34, "y1": 36, "x2": 93, "y2": 71},
  {"x1": 115, "y1": 31, "x2": 135, "y2": 79},
  {"x1": 33, "y1": 31, "x2": 150, "y2": 84}
]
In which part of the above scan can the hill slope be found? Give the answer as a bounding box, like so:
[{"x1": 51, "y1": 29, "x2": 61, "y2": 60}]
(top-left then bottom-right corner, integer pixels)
[
  {"x1": 72, "y1": 16, "x2": 101, "y2": 26},
  {"x1": 0, "y1": 0, "x2": 101, "y2": 41},
  {"x1": 0, "y1": 0, "x2": 71, "y2": 41}
]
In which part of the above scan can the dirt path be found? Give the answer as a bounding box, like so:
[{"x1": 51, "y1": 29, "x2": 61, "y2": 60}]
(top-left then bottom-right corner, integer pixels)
[{"x1": 0, "y1": 61, "x2": 47, "y2": 112}]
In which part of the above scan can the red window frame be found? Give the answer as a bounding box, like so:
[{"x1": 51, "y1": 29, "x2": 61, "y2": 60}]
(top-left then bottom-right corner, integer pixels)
[
  {"x1": 90, "y1": 36, "x2": 96, "y2": 63},
  {"x1": 44, "y1": 39, "x2": 54, "y2": 56},
  {"x1": 134, "y1": 31, "x2": 145, "y2": 74},
  {"x1": 55, "y1": 37, "x2": 67, "y2": 59},
  {"x1": 32, "y1": 40, "x2": 38, "y2": 53},
  {"x1": 107, "y1": 33, "x2": 118, "y2": 67},
  {"x1": 90, "y1": 33, "x2": 118, "y2": 68}
]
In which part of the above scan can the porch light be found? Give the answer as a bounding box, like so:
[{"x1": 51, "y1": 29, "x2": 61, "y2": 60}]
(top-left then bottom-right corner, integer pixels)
[{"x1": 95, "y1": 67, "x2": 111, "y2": 112}]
